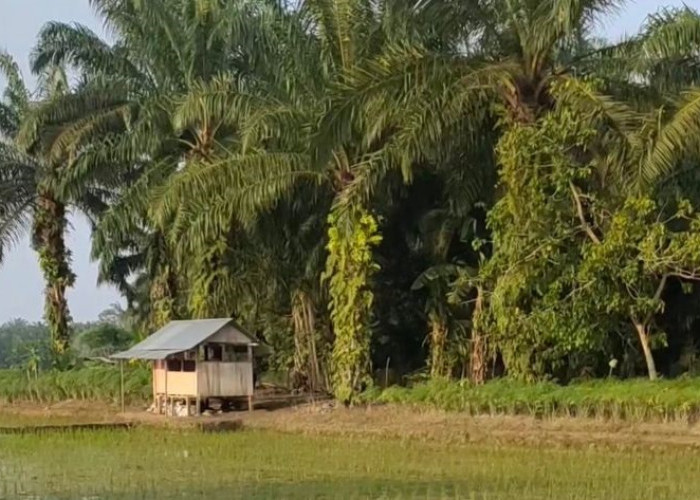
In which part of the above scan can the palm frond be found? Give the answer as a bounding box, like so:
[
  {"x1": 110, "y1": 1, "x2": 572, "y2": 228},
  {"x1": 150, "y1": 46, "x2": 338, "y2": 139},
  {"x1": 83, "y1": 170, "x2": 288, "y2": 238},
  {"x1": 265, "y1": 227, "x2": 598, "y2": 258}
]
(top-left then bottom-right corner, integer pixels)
[
  {"x1": 0, "y1": 143, "x2": 39, "y2": 261},
  {"x1": 152, "y1": 152, "x2": 325, "y2": 247},
  {"x1": 0, "y1": 51, "x2": 29, "y2": 137},
  {"x1": 643, "y1": 88, "x2": 700, "y2": 188}
]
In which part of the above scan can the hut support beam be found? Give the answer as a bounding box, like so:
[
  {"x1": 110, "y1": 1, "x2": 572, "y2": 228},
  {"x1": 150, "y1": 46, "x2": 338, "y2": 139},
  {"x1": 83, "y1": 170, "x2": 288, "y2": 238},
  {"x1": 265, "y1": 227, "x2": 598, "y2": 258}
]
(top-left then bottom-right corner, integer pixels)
[
  {"x1": 195, "y1": 352, "x2": 201, "y2": 416},
  {"x1": 120, "y1": 360, "x2": 125, "y2": 413},
  {"x1": 164, "y1": 360, "x2": 169, "y2": 417},
  {"x1": 151, "y1": 361, "x2": 157, "y2": 411},
  {"x1": 248, "y1": 344, "x2": 254, "y2": 412}
]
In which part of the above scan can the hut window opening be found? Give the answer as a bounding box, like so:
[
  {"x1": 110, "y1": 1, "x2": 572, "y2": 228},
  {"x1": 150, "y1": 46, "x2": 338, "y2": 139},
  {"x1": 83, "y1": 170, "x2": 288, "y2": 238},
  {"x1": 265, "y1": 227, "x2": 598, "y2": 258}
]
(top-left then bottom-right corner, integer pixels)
[
  {"x1": 205, "y1": 344, "x2": 223, "y2": 361},
  {"x1": 229, "y1": 345, "x2": 250, "y2": 362},
  {"x1": 167, "y1": 359, "x2": 182, "y2": 371},
  {"x1": 165, "y1": 356, "x2": 196, "y2": 372}
]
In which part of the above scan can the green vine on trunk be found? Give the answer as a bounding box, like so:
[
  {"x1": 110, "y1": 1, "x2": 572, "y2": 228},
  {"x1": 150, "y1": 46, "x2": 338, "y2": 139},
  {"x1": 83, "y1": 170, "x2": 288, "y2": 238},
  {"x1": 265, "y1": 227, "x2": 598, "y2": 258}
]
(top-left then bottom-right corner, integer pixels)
[
  {"x1": 149, "y1": 267, "x2": 177, "y2": 331},
  {"x1": 33, "y1": 189, "x2": 75, "y2": 369},
  {"x1": 323, "y1": 204, "x2": 382, "y2": 404}
]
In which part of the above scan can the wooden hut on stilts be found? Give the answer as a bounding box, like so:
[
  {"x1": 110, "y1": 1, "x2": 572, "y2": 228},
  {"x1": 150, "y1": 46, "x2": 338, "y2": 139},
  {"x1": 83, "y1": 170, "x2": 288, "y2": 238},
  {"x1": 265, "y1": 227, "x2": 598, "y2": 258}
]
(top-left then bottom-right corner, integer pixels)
[{"x1": 112, "y1": 318, "x2": 259, "y2": 416}]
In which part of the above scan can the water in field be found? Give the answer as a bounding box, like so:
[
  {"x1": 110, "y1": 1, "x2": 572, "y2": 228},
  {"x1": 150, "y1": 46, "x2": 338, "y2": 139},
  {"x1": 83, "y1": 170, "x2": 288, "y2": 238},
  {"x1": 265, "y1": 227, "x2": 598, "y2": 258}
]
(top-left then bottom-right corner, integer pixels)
[{"x1": 1, "y1": 428, "x2": 699, "y2": 499}]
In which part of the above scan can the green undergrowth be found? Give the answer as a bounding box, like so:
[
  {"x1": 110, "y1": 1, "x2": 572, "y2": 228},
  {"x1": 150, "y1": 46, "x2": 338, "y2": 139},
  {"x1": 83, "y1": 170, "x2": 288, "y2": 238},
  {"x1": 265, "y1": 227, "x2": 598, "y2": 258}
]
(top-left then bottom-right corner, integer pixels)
[
  {"x1": 364, "y1": 378, "x2": 700, "y2": 422},
  {"x1": 0, "y1": 364, "x2": 150, "y2": 404}
]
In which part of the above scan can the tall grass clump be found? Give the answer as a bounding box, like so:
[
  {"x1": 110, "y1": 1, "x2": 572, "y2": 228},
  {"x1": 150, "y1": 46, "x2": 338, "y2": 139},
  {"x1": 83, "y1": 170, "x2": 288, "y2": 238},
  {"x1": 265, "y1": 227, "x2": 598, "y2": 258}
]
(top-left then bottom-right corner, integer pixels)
[
  {"x1": 369, "y1": 378, "x2": 700, "y2": 422},
  {"x1": 0, "y1": 364, "x2": 150, "y2": 404}
]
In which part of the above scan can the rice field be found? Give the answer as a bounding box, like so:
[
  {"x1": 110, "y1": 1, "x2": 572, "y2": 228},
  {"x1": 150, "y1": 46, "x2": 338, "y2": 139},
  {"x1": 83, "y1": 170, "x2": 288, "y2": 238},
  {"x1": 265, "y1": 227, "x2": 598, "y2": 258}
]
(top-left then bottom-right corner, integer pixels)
[{"x1": 2, "y1": 427, "x2": 700, "y2": 499}]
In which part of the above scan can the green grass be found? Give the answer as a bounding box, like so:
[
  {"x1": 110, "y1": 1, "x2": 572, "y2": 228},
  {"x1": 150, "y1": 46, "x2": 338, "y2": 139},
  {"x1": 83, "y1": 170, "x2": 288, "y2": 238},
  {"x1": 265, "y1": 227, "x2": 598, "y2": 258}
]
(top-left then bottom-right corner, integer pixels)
[
  {"x1": 0, "y1": 364, "x2": 150, "y2": 404},
  {"x1": 366, "y1": 377, "x2": 700, "y2": 422},
  {"x1": 0, "y1": 427, "x2": 699, "y2": 499}
]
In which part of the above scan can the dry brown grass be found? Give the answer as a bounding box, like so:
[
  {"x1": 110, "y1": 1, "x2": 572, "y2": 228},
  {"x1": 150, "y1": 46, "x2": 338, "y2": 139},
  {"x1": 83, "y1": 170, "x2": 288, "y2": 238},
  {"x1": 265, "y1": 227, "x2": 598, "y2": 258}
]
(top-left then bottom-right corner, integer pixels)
[
  {"x1": 6, "y1": 399, "x2": 700, "y2": 449},
  {"x1": 238, "y1": 403, "x2": 700, "y2": 449}
]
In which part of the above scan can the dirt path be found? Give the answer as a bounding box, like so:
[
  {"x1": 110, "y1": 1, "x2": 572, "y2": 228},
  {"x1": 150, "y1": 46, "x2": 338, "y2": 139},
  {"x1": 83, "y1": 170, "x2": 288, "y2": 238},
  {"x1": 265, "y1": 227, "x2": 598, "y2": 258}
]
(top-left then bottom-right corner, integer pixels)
[{"x1": 5, "y1": 400, "x2": 700, "y2": 449}]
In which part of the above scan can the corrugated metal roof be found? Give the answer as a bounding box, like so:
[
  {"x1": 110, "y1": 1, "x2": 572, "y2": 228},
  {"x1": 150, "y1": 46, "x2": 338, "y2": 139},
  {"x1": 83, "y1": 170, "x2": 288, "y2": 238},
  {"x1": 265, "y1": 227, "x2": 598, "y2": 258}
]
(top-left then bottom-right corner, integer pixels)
[
  {"x1": 111, "y1": 318, "x2": 256, "y2": 360},
  {"x1": 112, "y1": 349, "x2": 179, "y2": 360}
]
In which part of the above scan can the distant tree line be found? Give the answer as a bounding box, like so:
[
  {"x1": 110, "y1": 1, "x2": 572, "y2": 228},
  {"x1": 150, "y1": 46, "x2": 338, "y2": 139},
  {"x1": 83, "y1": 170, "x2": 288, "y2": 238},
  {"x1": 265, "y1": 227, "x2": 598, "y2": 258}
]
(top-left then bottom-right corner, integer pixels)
[{"x1": 0, "y1": 304, "x2": 136, "y2": 369}]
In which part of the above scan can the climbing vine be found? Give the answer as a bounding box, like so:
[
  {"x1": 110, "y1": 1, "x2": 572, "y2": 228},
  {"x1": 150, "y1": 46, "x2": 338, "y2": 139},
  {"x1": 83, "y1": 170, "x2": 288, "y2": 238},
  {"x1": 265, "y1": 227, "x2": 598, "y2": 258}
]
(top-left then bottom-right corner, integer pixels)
[
  {"x1": 323, "y1": 204, "x2": 382, "y2": 404},
  {"x1": 33, "y1": 188, "x2": 75, "y2": 368},
  {"x1": 477, "y1": 105, "x2": 602, "y2": 379}
]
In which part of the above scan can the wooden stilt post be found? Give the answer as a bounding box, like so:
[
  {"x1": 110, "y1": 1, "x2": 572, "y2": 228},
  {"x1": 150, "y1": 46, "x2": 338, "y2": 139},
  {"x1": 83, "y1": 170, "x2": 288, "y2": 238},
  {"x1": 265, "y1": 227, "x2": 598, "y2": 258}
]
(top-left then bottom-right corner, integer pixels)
[
  {"x1": 152, "y1": 360, "x2": 157, "y2": 412},
  {"x1": 164, "y1": 359, "x2": 169, "y2": 417},
  {"x1": 195, "y1": 349, "x2": 201, "y2": 416},
  {"x1": 120, "y1": 360, "x2": 125, "y2": 414},
  {"x1": 248, "y1": 345, "x2": 254, "y2": 412}
]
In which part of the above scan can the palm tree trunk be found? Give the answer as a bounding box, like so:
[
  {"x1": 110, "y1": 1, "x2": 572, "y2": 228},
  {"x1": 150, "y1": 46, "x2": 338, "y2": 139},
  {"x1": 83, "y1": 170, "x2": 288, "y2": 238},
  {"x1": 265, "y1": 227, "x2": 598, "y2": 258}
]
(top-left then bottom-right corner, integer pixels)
[
  {"x1": 428, "y1": 310, "x2": 448, "y2": 379},
  {"x1": 470, "y1": 286, "x2": 487, "y2": 384},
  {"x1": 149, "y1": 267, "x2": 177, "y2": 331},
  {"x1": 291, "y1": 290, "x2": 326, "y2": 393},
  {"x1": 33, "y1": 188, "x2": 74, "y2": 368},
  {"x1": 148, "y1": 233, "x2": 178, "y2": 331}
]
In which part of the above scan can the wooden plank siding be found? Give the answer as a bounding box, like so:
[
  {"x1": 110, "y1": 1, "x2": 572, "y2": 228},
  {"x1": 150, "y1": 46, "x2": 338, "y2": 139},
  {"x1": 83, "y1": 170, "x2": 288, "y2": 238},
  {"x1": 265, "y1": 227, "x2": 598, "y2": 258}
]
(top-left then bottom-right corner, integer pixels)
[
  {"x1": 153, "y1": 360, "x2": 253, "y2": 398},
  {"x1": 198, "y1": 362, "x2": 254, "y2": 397},
  {"x1": 154, "y1": 367, "x2": 197, "y2": 396}
]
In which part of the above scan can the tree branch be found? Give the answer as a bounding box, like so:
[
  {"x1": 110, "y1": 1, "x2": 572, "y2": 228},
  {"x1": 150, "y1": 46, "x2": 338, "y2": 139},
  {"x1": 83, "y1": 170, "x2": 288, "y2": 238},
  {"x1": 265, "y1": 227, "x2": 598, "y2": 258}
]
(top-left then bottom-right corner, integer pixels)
[
  {"x1": 644, "y1": 273, "x2": 669, "y2": 327},
  {"x1": 569, "y1": 181, "x2": 600, "y2": 244},
  {"x1": 667, "y1": 270, "x2": 700, "y2": 281}
]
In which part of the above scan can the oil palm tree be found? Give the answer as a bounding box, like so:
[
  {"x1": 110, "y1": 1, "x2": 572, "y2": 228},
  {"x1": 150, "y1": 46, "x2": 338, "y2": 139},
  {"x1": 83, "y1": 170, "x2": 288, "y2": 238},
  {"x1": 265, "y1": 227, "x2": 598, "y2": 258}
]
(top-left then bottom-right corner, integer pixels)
[
  {"x1": 0, "y1": 52, "x2": 78, "y2": 366},
  {"x1": 314, "y1": 0, "x2": 691, "y2": 384},
  {"x1": 149, "y1": 0, "x2": 459, "y2": 402},
  {"x1": 26, "y1": 0, "x2": 298, "y2": 330}
]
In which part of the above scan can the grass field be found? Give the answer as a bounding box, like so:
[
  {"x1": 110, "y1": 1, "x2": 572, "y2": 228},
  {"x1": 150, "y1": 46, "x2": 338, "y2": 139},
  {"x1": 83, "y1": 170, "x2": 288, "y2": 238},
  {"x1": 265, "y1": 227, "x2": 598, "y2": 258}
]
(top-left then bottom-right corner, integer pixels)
[{"x1": 2, "y1": 427, "x2": 700, "y2": 499}]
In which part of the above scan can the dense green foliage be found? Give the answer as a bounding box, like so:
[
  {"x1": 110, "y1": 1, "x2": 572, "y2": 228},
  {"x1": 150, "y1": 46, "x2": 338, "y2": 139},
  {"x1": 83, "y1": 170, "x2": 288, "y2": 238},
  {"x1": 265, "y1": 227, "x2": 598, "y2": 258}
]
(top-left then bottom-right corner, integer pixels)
[{"x1": 8, "y1": 0, "x2": 700, "y2": 399}]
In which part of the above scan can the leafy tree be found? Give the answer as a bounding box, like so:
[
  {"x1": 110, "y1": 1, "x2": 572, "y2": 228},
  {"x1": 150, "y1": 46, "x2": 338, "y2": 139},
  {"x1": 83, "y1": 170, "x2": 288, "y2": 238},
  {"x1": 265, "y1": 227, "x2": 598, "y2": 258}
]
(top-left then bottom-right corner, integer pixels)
[
  {"x1": 579, "y1": 198, "x2": 700, "y2": 379},
  {"x1": 0, "y1": 319, "x2": 50, "y2": 369},
  {"x1": 477, "y1": 77, "x2": 700, "y2": 380},
  {"x1": 472, "y1": 103, "x2": 603, "y2": 379},
  {"x1": 76, "y1": 323, "x2": 136, "y2": 358}
]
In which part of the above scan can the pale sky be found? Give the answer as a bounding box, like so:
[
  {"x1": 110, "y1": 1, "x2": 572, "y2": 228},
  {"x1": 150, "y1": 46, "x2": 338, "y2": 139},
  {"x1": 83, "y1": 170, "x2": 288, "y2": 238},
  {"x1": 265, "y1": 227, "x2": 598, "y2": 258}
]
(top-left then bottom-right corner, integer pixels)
[{"x1": 0, "y1": 0, "x2": 700, "y2": 323}]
